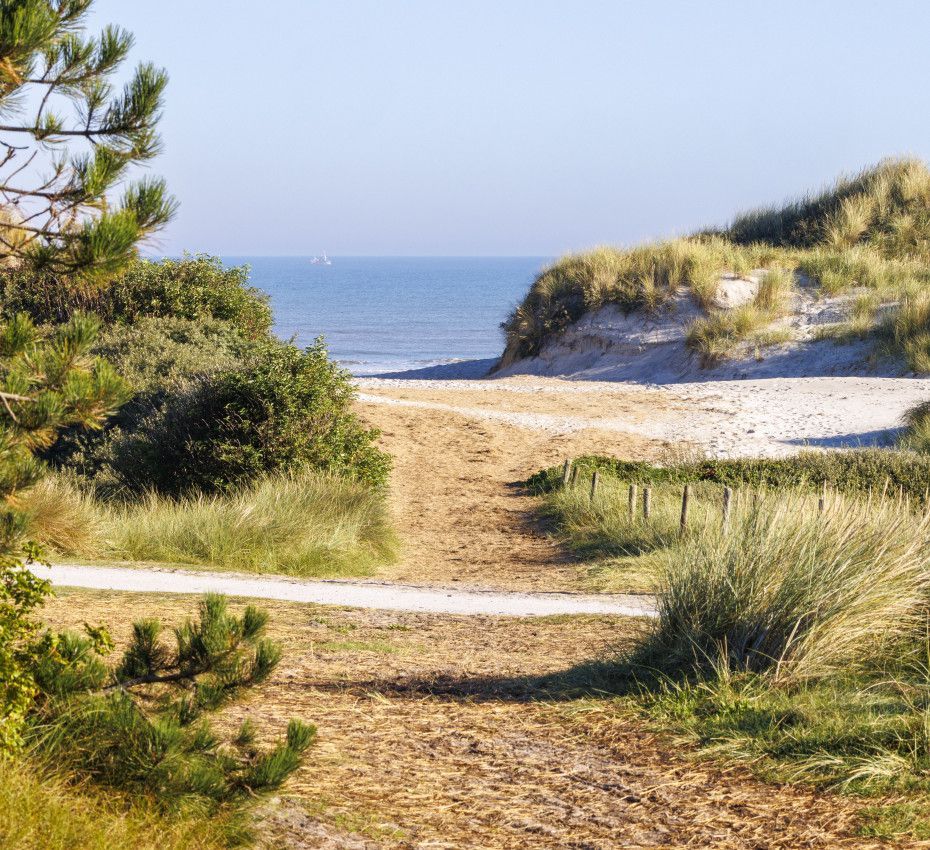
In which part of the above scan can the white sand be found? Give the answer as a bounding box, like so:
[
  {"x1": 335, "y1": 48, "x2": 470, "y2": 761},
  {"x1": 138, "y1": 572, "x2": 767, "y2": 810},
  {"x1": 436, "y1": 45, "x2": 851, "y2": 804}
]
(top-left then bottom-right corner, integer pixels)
[{"x1": 359, "y1": 375, "x2": 930, "y2": 457}]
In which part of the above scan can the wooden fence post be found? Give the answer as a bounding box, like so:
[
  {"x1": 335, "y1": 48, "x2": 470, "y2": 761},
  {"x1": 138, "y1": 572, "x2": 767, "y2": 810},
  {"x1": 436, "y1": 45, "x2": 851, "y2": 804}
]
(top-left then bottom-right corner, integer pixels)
[
  {"x1": 570, "y1": 465, "x2": 579, "y2": 487},
  {"x1": 629, "y1": 484, "x2": 637, "y2": 520},
  {"x1": 818, "y1": 481, "x2": 827, "y2": 513},
  {"x1": 643, "y1": 486, "x2": 652, "y2": 520},
  {"x1": 562, "y1": 459, "x2": 572, "y2": 487},
  {"x1": 722, "y1": 486, "x2": 732, "y2": 530},
  {"x1": 680, "y1": 484, "x2": 690, "y2": 536},
  {"x1": 590, "y1": 470, "x2": 600, "y2": 501}
]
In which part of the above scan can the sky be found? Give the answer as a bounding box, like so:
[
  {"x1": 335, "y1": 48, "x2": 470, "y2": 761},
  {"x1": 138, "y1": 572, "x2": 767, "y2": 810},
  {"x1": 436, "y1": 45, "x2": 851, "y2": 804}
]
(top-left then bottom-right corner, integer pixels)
[{"x1": 89, "y1": 0, "x2": 930, "y2": 257}]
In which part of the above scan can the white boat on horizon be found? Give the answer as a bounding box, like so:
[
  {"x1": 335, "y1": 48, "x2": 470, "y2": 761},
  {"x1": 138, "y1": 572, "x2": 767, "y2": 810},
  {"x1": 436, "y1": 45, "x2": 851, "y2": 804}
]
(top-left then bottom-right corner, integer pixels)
[{"x1": 310, "y1": 251, "x2": 332, "y2": 265}]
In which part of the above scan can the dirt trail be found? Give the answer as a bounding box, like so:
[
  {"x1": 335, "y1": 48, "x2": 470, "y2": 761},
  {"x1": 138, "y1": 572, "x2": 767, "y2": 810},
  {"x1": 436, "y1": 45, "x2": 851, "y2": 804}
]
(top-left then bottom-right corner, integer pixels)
[
  {"x1": 42, "y1": 591, "x2": 876, "y2": 850},
  {"x1": 357, "y1": 382, "x2": 667, "y2": 591}
]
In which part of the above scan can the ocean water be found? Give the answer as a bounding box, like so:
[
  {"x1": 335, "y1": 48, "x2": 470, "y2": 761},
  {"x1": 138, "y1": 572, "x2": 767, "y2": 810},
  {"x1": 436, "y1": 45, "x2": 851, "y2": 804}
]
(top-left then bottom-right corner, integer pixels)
[{"x1": 224, "y1": 256, "x2": 548, "y2": 376}]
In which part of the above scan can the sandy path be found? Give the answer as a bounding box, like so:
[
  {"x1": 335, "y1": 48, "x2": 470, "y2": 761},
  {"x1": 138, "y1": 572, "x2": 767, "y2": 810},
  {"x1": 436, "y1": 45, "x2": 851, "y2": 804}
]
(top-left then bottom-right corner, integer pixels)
[
  {"x1": 356, "y1": 386, "x2": 666, "y2": 591},
  {"x1": 37, "y1": 564, "x2": 656, "y2": 618}
]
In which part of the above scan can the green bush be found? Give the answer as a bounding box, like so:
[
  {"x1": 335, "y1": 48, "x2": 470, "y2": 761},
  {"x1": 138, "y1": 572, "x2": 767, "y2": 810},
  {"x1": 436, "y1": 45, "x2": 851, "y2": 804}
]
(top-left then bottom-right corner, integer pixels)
[
  {"x1": 44, "y1": 317, "x2": 254, "y2": 482},
  {"x1": 529, "y1": 449, "x2": 930, "y2": 503},
  {"x1": 105, "y1": 338, "x2": 390, "y2": 497},
  {"x1": 92, "y1": 317, "x2": 252, "y2": 394},
  {"x1": 103, "y1": 256, "x2": 272, "y2": 340},
  {"x1": 0, "y1": 255, "x2": 272, "y2": 341}
]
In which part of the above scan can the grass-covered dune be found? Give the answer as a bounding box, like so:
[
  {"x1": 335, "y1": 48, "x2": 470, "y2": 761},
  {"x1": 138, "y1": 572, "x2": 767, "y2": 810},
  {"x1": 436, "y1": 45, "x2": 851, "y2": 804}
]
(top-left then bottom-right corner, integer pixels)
[{"x1": 501, "y1": 157, "x2": 930, "y2": 371}]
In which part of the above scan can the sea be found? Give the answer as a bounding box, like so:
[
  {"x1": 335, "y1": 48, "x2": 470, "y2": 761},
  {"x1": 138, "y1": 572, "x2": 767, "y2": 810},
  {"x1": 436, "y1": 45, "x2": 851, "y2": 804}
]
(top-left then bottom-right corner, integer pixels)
[{"x1": 222, "y1": 256, "x2": 548, "y2": 377}]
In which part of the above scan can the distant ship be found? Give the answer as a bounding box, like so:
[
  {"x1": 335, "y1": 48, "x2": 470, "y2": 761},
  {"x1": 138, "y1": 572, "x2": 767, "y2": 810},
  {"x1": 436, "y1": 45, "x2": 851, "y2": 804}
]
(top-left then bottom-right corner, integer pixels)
[{"x1": 310, "y1": 251, "x2": 332, "y2": 265}]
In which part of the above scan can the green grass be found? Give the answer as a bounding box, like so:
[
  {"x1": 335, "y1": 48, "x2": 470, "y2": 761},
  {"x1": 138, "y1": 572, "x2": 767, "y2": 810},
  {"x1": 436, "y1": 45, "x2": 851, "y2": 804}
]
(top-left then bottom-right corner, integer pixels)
[
  {"x1": 316, "y1": 639, "x2": 400, "y2": 654},
  {"x1": 502, "y1": 157, "x2": 930, "y2": 371},
  {"x1": 19, "y1": 472, "x2": 397, "y2": 577},
  {"x1": 0, "y1": 758, "x2": 228, "y2": 850},
  {"x1": 899, "y1": 400, "x2": 930, "y2": 453},
  {"x1": 722, "y1": 157, "x2": 930, "y2": 256},
  {"x1": 539, "y1": 455, "x2": 930, "y2": 840},
  {"x1": 530, "y1": 450, "x2": 930, "y2": 504},
  {"x1": 633, "y1": 489, "x2": 929, "y2": 680}
]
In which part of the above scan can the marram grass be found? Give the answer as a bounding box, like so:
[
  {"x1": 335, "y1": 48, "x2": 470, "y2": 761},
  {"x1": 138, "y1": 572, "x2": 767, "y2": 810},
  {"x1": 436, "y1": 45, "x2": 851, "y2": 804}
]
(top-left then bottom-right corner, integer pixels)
[
  {"x1": 19, "y1": 472, "x2": 397, "y2": 578},
  {"x1": 547, "y1": 468, "x2": 930, "y2": 825},
  {"x1": 635, "y1": 488, "x2": 930, "y2": 682}
]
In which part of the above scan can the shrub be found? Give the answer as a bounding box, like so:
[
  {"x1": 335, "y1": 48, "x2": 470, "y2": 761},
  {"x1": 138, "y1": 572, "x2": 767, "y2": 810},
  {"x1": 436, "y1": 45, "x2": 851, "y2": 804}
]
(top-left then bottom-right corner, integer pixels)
[
  {"x1": 0, "y1": 255, "x2": 272, "y2": 341},
  {"x1": 93, "y1": 317, "x2": 251, "y2": 394},
  {"x1": 105, "y1": 472, "x2": 397, "y2": 577},
  {"x1": 103, "y1": 256, "x2": 272, "y2": 340},
  {"x1": 44, "y1": 317, "x2": 257, "y2": 486},
  {"x1": 105, "y1": 338, "x2": 390, "y2": 496}
]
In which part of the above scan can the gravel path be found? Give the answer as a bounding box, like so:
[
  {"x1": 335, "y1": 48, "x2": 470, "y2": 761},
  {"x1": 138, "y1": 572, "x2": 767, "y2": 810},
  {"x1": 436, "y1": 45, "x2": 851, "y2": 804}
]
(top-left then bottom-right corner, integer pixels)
[{"x1": 37, "y1": 563, "x2": 657, "y2": 618}]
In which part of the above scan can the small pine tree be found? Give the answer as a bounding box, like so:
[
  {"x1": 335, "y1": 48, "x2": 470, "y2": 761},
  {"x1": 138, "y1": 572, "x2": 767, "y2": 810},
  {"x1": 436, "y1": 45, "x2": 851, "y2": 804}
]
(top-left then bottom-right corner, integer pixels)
[{"x1": 31, "y1": 594, "x2": 315, "y2": 834}]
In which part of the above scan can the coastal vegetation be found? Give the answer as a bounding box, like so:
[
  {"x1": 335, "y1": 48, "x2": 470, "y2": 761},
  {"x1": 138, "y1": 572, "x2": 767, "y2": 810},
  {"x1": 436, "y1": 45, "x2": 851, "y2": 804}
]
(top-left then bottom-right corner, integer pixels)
[
  {"x1": 501, "y1": 157, "x2": 930, "y2": 370},
  {"x1": 19, "y1": 471, "x2": 396, "y2": 577},
  {"x1": 0, "y1": 3, "x2": 393, "y2": 846},
  {"x1": 535, "y1": 456, "x2": 930, "y2": 837}
]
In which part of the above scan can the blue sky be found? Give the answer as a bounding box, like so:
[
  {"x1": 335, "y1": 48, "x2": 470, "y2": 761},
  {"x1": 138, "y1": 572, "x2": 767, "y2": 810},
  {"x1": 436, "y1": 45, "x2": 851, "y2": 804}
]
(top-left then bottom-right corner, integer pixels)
[{"x1": 91, "y1": 0, "x2": 930, "y2": 257}]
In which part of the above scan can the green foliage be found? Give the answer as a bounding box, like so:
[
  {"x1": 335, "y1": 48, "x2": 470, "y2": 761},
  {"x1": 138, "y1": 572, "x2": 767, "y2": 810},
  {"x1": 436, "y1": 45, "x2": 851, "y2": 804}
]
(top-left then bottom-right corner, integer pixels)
[
  {"x1": 0, "y1": 552, "x2": 51, "y2": 753},
  {"x1": 631, "y1": 490, "x2": 929, "y2": 680},
  {"x1": 0, "y1": 256, "x2": 271, "y2": 340},
  {"x1": 0, "y1": 0, "x2": 176, "y2": 279},
  {"x1": 104, "y1": 471, "x2": 397, "y2": 577},
  {"x1": 636, "y1": 665, "x2": 930, "y2": 830},
  {"x1": 91, "y1": 316, "x2": 251, "y2": 394},
  {"x1": 30, "y1": 595, "x2": 315, "y2": 841},
  {"x1": 0, "y1": 313, "x2": 127, "y2": 753},
  {"x1": 99, "y1": 256, "x2": 272, "y2": 340},
  {"x1": 43, "y1": 316, "x2": 256, "y2": 486},
  {"x1": 529, "y1": 449, "x2": 930, "y2": 504},
  {"x1": 0, "y1": 757, "x2": 230, "y2": 850},
  {"x1": 900, "y1": 400, "x2": 930, "y2": 453},
  {"x1": 16, "y1": 471, "x2": 397, "y2": 577},
  {"x1": 106, "y1": 338, "x2": 390, "y2": 496}
]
